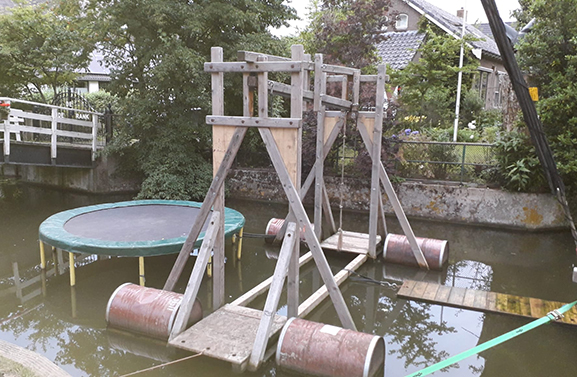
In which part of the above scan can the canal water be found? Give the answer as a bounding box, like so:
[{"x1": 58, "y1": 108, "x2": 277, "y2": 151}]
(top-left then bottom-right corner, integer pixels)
[{"x1": 1, "y1": 185, "x2": 577, "y2": 377}]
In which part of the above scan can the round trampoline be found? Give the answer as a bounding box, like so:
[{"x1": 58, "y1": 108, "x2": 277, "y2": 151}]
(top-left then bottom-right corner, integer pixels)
[{"x1": 39, "y1": 200, "x2": 245, "y2": 257}]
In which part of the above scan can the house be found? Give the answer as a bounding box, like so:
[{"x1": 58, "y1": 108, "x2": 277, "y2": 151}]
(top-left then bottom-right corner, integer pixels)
[{"x1": 379, "y1": 0, "x2": 509, "y2": 110}]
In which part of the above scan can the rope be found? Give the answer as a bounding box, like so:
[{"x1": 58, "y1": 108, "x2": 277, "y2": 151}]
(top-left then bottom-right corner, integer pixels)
[
  {"x1": 119, "y1": 352, "x2": 204, "y2": 377},
  {"x1": 404, "y1": 300, "x2": 577, "y2": 377}
]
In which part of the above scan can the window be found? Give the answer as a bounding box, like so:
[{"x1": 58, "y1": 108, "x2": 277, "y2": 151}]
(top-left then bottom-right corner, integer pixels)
[{"x1": 396, "y1": 14, "x2": 408, "y2": 30}]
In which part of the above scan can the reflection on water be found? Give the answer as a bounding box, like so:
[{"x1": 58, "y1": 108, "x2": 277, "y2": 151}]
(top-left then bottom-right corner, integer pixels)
[{"x1": 1, "y1": 186, "x2": 577, "y2": 376}]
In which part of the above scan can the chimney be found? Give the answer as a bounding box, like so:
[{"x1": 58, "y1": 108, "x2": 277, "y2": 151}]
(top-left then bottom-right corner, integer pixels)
[{"x1": 457, "y1": 8, "x2": 464, "y2": 19}]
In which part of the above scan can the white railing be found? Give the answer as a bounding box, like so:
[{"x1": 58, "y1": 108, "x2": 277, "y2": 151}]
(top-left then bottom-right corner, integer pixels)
[{"x1": 0, "y1": 97, "x2": 104, "y2": 163}]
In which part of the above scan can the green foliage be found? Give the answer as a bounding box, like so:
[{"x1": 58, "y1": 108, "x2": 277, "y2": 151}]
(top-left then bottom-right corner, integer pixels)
[
  {"x1": 492, "y1": 131, "x2": 547, "y2": 192},
  {"x1": 299, "y1": 0, "x2": 392, "y2": 69},
  {"x1": 84, "y1": 91, "x2": 120, "y2": 114},
  {"x1": 516, "y1": 0, "x2": 577, "y2": 204},
  {"x1": 459, "y1": 89, "x2": 484, "y2": 127},
  {"x1": 391, "y1": 22, "x2": 479, "y2": 129},
  {"x1": 88, "y1": 0, "x2": 296, "y2": 200},
  {"x1": 0, "y1": 0, "x2": 95, "y2": 101}
]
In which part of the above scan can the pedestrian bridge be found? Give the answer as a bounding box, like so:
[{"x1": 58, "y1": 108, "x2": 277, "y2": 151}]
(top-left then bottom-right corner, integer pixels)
[{"x1": 0, "y1": 97, "x2": 106, "y2": 169}]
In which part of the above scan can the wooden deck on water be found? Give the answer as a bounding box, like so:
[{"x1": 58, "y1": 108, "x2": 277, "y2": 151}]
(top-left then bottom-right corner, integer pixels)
[
  {"x1": 398, "y1": 280, "x2": 577, "y2": 325},
  {"x1": 169, "y1": 305, "x2": 286, "y2": 368},
  {"x1": 320, "y1": 231, "x2": 381, "y2": 255}
]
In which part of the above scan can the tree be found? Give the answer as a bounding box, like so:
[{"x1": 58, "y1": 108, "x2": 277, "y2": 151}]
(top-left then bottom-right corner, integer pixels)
[
  {"x1": 0, "y1": 1, "x2": 95, "y2": 101},
  {"x1": 89, "y1": 0, "x2": 296, "y2": 200},
  {"x1": 390, "y1": 22, "x2": 479, "y2": 134},
  {"x1": 300, "y1": 0, "x2": 393, "y2": 70},
  {"x1": 516, "y1": 0, "x2": 577, "y2": 206}
]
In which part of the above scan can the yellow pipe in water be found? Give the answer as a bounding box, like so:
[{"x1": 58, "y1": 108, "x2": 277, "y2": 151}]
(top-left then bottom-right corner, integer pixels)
[
  {"x1": 139, "y1": 257, "x2": 145, "y2": 286},
  {"x1": 39, "y1": 242, "x2": 46, "y2": 269},
  {"x1": 237, "y1": 227, "x2": 244, "y2": 260},
  {"x1": 69, "y1": 252, "x2": 76, "y2": 287}
]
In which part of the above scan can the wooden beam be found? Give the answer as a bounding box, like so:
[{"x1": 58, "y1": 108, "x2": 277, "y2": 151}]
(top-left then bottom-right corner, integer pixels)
[
  {"x1": 248, "y1": 222, "x2": 297, "y2": 371},
  {"x1": 368, "y1": 65, "x2": 385, "y2": 258},
  {"x1": 259, "y1": 127, "x2": 356, "y2": 330},
  {"x1": 238, "y1": 50, "x2": 290, "y2": 62},
  {"x1": 169, "y1": 211, "x2": 221, "y2": 340},
  {"x1": 298, "y1": 254, "x2": 367, "y2": 318},
  {"x1": 313, "y1": 54, "x2": 325, "y2": 239},
  {"x1": 287, "y1": 44, "x2": 304, "y2": 319},
  {"x1": 163, "y1": 126, "x2": 247, "y2": 291},
  {"x1": 211, "y1": 47, "x2": 227, "y2": 310},
  {"x1": 204, "y1": 61, "x2": 303, "y2": 73},
  {"x1": 206, "y1": 116, "x2": 301, "y2": 129}
]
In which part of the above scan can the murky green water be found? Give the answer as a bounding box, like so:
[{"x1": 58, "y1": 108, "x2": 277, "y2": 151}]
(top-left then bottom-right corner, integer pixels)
[{"x1": 1, "y1": 185, "x2": 577, "y2": 376}]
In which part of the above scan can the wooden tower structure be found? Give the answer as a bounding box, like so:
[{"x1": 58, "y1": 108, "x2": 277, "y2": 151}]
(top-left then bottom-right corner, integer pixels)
[{"x1": 163, "y1": 45, "x2": 428, "y2": 371}]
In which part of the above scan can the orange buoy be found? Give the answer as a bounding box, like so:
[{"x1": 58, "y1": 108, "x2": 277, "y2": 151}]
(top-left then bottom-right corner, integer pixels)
[
  {"x1": 383, "y1": 233, "x2": 448, "y2": 270},
  {"x1": 276, "y1": 318, "x2": 385, "y2": 377},
  {"x1": 106, "y1": 283, "x2": 202, "y2": 340}
]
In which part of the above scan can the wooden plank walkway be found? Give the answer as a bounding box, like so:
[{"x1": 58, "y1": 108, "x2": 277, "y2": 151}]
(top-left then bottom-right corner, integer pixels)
[
  {"x1": 398, "y1": 280, "x2": 577, "y2": 325},
  {"x1": 320, "y1": 231, "x2": 381, "y2": 255},
  {"x1": 168, "y1": 304, "x2": 286, "y2": 370}
]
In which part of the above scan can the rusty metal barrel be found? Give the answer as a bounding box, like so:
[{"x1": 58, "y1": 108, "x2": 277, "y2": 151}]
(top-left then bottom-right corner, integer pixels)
[
  {"x1": 265, "y1": 218, "x2": 308, "y2": 243},
  {"x1": 276, "y1": 318, "x2": 385, "y2": 377},
  {"x1": 106, "y1": 283, "x2": 202, "y2": 340},
  {"x1": 383, "y1": 233, "x2": 448, "y2": 270}
]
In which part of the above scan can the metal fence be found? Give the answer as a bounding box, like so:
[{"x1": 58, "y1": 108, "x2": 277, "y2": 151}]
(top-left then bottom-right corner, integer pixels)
[{"x1": 390, "y1": 140, "x2": 497, "y2": 184}]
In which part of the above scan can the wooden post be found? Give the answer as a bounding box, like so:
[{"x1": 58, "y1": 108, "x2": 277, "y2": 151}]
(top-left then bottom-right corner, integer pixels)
[
  {"x1": 56, "y1": 248, "x2": 65, "y2": 275},
  {"x1": 211, "y1": 46, "x2": 227, "y2": 310},
  {"x1": 169, "y1": 211, "x2": 221, "y2": 340},
  {"x1": 287, "y1": 45, "x2": 304, "y2": 318},
  {"x1": 248, "y1": 222, "x2": 297, "y2": 371},
  {"x1": 3, "y1": 119, "x2": 10, "y2": 160},
  {"x1": 91, "y1": 114, "x2": 98, "y2": 161},
  {"x1": 367, "y1": 65, "x2": 385, "y2": 259},
  {"x1": 51, "y1": 108, "x2": 58, "y2": 164},
  {"x1": 313, "y1": 54, "x2": 325, "y2": 240},
  {"x1": 12, "y1": 262, "x2": 22, "y2": 300}
]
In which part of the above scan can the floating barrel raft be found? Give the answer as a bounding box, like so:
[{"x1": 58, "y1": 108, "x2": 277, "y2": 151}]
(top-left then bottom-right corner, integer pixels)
[
  {"x1": 383, "y1": 233, "x2": 449, "y2": 270},
  {"x1": 39, "y1": 200, "x2": 245, "y2": 256},
  {"x1": 38, "y1": 200, "x2": 245, "y2": 286}
]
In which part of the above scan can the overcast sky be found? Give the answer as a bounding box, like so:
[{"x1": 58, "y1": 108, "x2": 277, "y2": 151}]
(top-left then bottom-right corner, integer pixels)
[{"x1": 273, "y1": 0, "x2": 521, "y2": 36}]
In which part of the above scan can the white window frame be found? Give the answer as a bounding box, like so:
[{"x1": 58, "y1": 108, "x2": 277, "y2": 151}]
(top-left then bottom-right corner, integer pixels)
[{"x1": 396, "y1": 14, "x2": 409, "y2": 31}]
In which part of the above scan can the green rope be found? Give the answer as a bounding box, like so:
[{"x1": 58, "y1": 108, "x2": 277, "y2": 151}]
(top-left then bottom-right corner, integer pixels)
[{"x1": 405, "y1": 300, "x2": 577, "y2": 377}]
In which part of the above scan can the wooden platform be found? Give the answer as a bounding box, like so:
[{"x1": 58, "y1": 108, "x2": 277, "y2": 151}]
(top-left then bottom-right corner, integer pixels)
[
  {"x1": 320, "y1": 231, "x2": 381, "y2": 255},
  {"x1": 398, "y1": 280, "x2": 577, "y2": 325},
  {"x1": 169, "y1": 304, "x2": 286, "y2": 369}
]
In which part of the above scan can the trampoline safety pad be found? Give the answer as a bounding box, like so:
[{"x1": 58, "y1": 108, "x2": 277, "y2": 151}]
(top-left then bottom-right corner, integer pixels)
[{"x1": 39, "y1": 200, "x2": 245, "y2": 257}]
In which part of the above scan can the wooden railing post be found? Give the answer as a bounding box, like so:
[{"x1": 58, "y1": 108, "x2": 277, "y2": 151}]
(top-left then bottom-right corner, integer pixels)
[
  {"x1": 51, "y1": 107, "x2": 58, "y2": 164},
  {"x1": 3, "y1": 119, "x2": 10, "y2": 162},
  {"x1": 92, "y1": 113, "x2": 98, "y2": 161}
]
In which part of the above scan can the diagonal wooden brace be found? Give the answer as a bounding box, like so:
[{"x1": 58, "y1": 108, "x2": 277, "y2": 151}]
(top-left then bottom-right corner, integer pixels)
[
  {"x1": 274, "y1": 114, "x2": 345, "y2": 243},
  {"x1": 163, "y1": 126, "x2": 248, "y2": 291},
  {"x1": 356, "y1": 120, "x2": 429, "y2": 269},
  {"x1": 248, "y1": 222, "x2": 297, "y2": 371},
  {"x1": 169, "y1": 211, "x2": 221, "y2": 340},
  {"x1": 259, "y1": 127, "x2": 357, "y2": 330}
]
